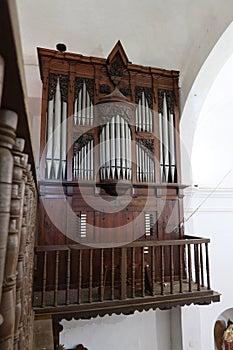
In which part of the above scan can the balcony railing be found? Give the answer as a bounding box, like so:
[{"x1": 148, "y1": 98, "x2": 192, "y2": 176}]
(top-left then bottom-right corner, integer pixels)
[{"x1": 33, "y1": 236, "x2": 220, "y2": 318}]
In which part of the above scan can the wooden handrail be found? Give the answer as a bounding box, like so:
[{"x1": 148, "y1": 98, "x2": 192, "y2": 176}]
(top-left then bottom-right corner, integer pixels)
[
  {"x1": 34, "y1": 235, "x2": 210, "y2": 252},
  {"x1": 33, "y1": 235, "x2": 214, "y2": 313}
]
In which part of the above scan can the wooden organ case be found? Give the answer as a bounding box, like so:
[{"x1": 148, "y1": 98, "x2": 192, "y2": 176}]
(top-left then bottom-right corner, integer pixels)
[{"x1": 35, "y1": 42, "x2": 219, "y2": 319}]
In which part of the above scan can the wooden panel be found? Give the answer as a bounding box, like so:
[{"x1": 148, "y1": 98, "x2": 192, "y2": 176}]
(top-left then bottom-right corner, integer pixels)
[{"x1": 38, "y1": 199, "x2": 67, "y2": 246}]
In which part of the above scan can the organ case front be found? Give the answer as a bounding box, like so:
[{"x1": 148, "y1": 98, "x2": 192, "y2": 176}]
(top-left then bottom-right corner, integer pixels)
[{"x1": 37, "y1": 41, "x2": 185, "y2": 289}]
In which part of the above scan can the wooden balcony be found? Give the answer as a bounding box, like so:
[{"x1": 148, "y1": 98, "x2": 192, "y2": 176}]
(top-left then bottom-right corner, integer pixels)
[{"x1": 33, "y1": 236, "x2": 220, "y2": 319}]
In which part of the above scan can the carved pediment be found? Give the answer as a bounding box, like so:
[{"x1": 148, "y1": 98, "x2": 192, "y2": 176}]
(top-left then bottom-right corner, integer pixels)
[{"x1": 107, "y1": 41, "x2": 130, "y2": 85}]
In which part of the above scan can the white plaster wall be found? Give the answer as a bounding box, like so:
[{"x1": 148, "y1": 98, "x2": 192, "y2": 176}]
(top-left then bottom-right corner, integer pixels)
[
  {"x1": 60, "y1": 310, "x2": 158, "y2": 350},
  {"x1": 182, "y1": 188, "x2": 233, "y2": 349},
  {"x1": 191, "y1": 51, "x2": 233, "y2": 189},
  {"x1": 23, "y1": 56, "x2": 42, "y2": 172},
  {"x1": 60, "y1": 308, "x2": 183, "y2": 350},
  {"x1": 180, "y1": 21, "x2": 233, "y2": 185},
  {"x1": 180, "y1": 22, "x2": 233, "y2": 348}
]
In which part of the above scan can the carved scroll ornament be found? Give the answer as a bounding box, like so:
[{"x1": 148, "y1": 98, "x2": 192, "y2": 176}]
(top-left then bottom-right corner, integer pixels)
[{"x1": 97, "y1": 102, "x2": 133, "y2": 125}]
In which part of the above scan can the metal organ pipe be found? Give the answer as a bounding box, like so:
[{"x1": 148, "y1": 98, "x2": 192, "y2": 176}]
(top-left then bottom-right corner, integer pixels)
[
  {"x1": 99, "y1": 116, "x2": 132, "y2": 181},
  {"x1": 46, "y1": 77, "x2": 68, "y2": 180},
  {"x1": 121, "y1": 118, "x2": 126, "y2": 179},
  {"x1": 46, "y1": 99, "x2": 54, "y2": 179},
  {"x1": 106, "y1": 121, "x2": 110, "y2": 179},
  {"x1": 162, "y1": 93, "x2": 169, "y2": 181},
  {"x1": 159, "y1": 91, "x2": 177, "y2": 183},
  {"x1": 127, "y1": 125, "x2": 131, "y2": 180},
  {"x1": 53, "y1": 79, "x2": 61, "y2": 179},
  {"x1": 74, "y1": 82, "x2": 94, "y2": 126},
  {"x1": 136, "y1": 92, "x2": 153, "y2": 132},
  {"x1": 73, "y1": 138, "x2": 94, "y2": 181},
  {"x1": 90, "y1": 139, "x2": 94, "y2": 180},
  {"x1": 142, "y1": 92, "x2": 146, "y2": 131},
  {"x1": 115, "y1": 115, "x2": 121, "y2": 179},
  {"x1": 100, "y1": 127, "x2": 103, "y2": 179},
  {"x1": 136, "y1": 142, "x2": 155, "y2": 183},
  {"x1": 82, "y1": 82, "x2": 86, "y2": 125},
  {"x1": 158, "y1": 109, "x2": 164, "y2": 181},
  {"x1": 169, "y1": 113, "x2": 176, "y2": 182},
  {"x1": 78, "y1": 88, "x2": 82, "y2": 125},
  {"x1": 110, "y1": 118, "x2": 115, "y2": 179},
  {"x1": 61, "y1": 101, "x2": 67, "y2": 178}
]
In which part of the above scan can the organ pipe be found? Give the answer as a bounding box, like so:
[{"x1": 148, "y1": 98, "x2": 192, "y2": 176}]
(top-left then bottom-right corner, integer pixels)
[
  {"x1": 110, "y1": 118, "x2": 116, "y2": 179},
  {"x1": 46, "y1": 100, "x2": 53, "y2": 179},
  {"x1": 74, "y1": 82, "x2": 94, "y2": 126},
  {"x1": 158, "y1": 110, "x2": 164, "y2": 181},
  {"x1": 169, "y1": 113, "x2": 176, "y2": 182},
  {"x1": 136, "y1": 141, "x2": 155, "y2": 183},
  {"x1": 159, "y1": 91, "x2": 177, "y2": 183},
  {"x1": 128, "y1": 126, "x2": 132, "y2": 179},
  {"x1": 121, "y1": 118, "x2": 126, "y2": 179},
  {"x1": 136, "y1": 91, "x2": 153, "y2": 132},
  {"x1": 115, "y1": 115, "x2": 121, "y2": 179},
  {"x1": 45, "y1": 77, "x2": 67, "y2": 180},
  {"x1": 73, "y1": 138, "x2": 94, "y2": 181},
  {"x1": 61, "y1": 101, "x2": 67, "y2": 178},
  {"x1": 99, "y1": 115, "x2": 132, "y2": 181},
  {"x1": 53, "y1": 79, "x2": 61, "y2": 179},
  {"x1": 106, "y1": 122, "x2": 110, "y2": 179}
]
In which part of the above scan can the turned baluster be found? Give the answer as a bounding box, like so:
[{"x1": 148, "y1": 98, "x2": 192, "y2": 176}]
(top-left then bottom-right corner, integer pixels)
[
  {"x1": 24, "y1": 166, "x2": 36, "y2": 349},
  {"x1": 13, "y1": 139, "x2": 26, "y2": 350},
  {"x1": 21, "y1": 163, "x2": 32, "y2": 349},
  {"x1": 0, "y1": 110, "x2": 18, "y2": 348},
  {"x1": 18, "y1": 155, "x2": 29, "y2": 350}
]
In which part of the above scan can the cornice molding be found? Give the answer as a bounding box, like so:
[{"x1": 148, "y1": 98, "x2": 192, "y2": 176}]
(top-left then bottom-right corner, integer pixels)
[{"x1": 184, "y1": 187, "x2": 233, "y2": 199}]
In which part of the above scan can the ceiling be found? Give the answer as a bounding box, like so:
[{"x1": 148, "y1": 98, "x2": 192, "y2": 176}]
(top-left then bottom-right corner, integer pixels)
[{"x1": 16, "y1": 0, "x2": 233, "y2": 106}]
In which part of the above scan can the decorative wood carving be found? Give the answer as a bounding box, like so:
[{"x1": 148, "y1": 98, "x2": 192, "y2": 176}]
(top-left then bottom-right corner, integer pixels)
[
  {"x1": 120, "y1": 87, "x2": 131, "y2": 97},
  {"x1": 158, "y1": 89, "x2": 174, "y2": 114},
  {"x1": 59, "y1": 75, "x2": 68, "y2": 103},
  {"x1": 97, "y1": 102, "x2": 133, "y2": 124},
  {"x1": 74, "y1": 78, "x2": 94, "y2": 103},
  {"x1": 135, "y1": 86, "x2": 153, "y2": 109},
  {"x1": 137, "y1": 137, "x2": 154, "y2": 153},
  {"x1": 99, "y1": 84, "x2": 111, "y2": 94},
  {"x1": 48, "y1": 73, "x2": 68, "y2": 102},
  {"x1": 108, "y1": 53, "x2": 124, "y2": 78},
  {"x1": 74, "y1": 134, "x2": 94, "y2": 153},
  {"x1": 48, "y1": 73, "x2": 57, "y2": 101}
]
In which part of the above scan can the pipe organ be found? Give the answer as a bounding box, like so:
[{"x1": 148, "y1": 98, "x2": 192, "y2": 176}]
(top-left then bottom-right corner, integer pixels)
[
  {"x1": 45, "y1": 74, "x2": 68, "y2": 180},
  {"x1": 37, "y1": 40, "x2": 185, "y2": 293}
]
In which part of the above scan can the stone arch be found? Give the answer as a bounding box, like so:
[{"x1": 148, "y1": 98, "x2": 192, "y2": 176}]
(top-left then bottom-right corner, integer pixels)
[{"x1": 180, "y1": 21, "x2": 233, "y2": 185}]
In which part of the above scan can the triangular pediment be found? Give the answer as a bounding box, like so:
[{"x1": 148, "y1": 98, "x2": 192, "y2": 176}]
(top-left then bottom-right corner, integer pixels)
[{"x1": 107, "y1": 40, "x2": 130, "y2": 66}]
